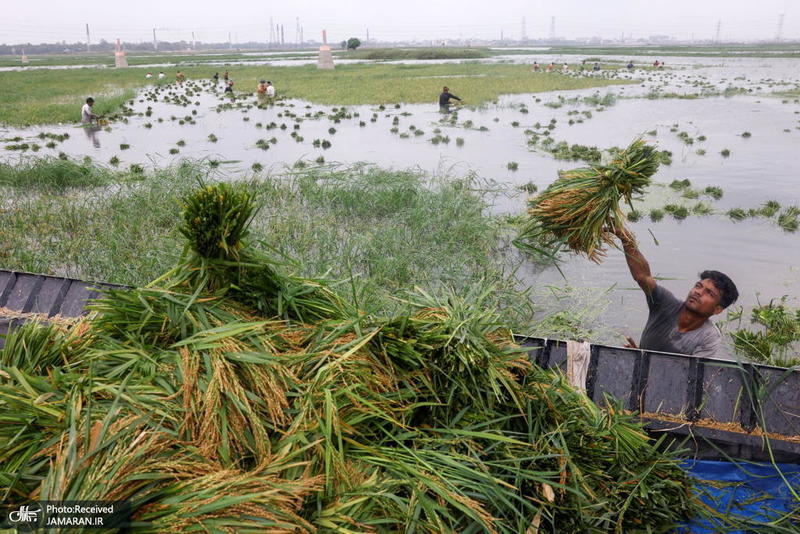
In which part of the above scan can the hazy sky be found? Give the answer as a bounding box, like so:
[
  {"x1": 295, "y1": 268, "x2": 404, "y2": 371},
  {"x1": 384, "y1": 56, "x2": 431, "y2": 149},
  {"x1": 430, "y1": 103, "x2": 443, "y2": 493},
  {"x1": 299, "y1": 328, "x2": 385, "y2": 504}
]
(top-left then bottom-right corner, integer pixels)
[{"x1": 3, "y1": 0, "x2": 798, "y2": 45}]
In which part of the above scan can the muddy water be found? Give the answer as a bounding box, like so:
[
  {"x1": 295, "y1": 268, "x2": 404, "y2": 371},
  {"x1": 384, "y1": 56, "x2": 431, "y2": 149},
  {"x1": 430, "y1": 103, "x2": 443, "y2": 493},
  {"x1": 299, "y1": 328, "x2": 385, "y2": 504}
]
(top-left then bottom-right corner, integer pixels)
[{"x1": 2, "y1": 61, "x2": 799, "y2": 342}]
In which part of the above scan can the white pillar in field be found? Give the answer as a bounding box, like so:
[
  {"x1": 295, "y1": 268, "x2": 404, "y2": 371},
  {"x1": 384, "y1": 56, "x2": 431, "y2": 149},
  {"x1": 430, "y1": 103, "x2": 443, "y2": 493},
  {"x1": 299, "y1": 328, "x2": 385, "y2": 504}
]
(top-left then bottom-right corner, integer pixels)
[
  {"x1": 114, "y1": 38, "x2": 128, "y2": 68},
  {"x1": 317, "y1": 29, "x2": 335, "y2": 69}
]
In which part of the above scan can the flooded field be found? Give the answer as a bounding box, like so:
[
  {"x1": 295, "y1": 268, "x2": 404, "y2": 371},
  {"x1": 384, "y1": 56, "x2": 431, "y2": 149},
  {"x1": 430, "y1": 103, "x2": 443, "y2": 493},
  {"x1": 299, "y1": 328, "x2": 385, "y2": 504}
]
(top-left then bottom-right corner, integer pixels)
[{"x1": 2, "y1": 57, "x2": 799, "y2": 340}]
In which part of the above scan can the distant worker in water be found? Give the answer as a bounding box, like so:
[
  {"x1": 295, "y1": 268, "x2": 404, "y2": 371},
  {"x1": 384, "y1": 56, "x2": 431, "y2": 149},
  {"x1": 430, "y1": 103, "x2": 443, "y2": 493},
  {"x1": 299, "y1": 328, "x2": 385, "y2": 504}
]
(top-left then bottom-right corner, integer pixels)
[
  {"x1": 532, "y1": 61, "x2": 540, "y2": 71},
  {"x1": 81, "y1": 97, "x2": 99, "y2": 124},
  {"x1": 592, "y1": 62, "x2": 601, "y2": 71},
  {"x1": 213, "y1": 72, "x2": 219, "y2": 83},
  {"x1": 438, "y1": 86, "x2": 461, "y2": 112},
  {"x1": 266, "y1": 81, "x2": 275, "y2": 98},
  {"x1": 257, "y1": 80, "x2": 268, "y2": 94},
  {"x1": 613, "y1": 225, "x2": 738, "y2": 359}
]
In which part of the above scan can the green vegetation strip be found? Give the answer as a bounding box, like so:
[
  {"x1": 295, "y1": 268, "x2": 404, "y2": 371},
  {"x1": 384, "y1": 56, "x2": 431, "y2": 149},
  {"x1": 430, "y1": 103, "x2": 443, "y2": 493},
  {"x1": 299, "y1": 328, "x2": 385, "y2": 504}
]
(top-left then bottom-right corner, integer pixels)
[
  {"x1": 0, "y1": 158, "x2": 529, "y2": 324},
  {"x1": 0, "y1": 63, "x2": 630, "y2": 126}
]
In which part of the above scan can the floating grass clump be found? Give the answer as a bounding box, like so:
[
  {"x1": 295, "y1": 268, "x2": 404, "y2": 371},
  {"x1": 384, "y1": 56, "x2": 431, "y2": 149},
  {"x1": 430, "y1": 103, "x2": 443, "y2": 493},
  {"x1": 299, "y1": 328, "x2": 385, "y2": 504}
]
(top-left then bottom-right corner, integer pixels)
[
  {"x1": 670, "y1": 178, "x2": 691, "y2": 190},
  {"x1": 731, "y1": 298, "x2": 800, "y2": 367},
  {"x1": 0, "y1": 182, "x2": 701, "y2": 532},
  {"x1": 515, "y1": 138, "x2": 661, "y2": 262},
  {"x1": 682, "y1": 189, "x2": 700, "y2": 199},
  {"x1": 753, "y1": 200, "x2": 781, "y2": 218},
  {"x1": 727, "y1": 207, "x2": 748, "y2": 221},
  {"x1": 664, "y1": 204, "x2": 689, "y2": 220},
  {"x1": 692, "y1": 202, "x2": 714, "y2": 215},
  {"x1": 777, "y1": 206, "x2": 800, "y2": 232}
]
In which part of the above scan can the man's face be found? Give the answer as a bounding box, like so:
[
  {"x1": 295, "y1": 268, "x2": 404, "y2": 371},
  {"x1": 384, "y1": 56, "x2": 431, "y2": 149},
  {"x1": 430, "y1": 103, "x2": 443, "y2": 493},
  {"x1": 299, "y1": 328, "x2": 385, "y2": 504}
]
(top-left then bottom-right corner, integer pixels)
[{"x1": 685, "y1": 279, "x2": 723, "y2": 317}]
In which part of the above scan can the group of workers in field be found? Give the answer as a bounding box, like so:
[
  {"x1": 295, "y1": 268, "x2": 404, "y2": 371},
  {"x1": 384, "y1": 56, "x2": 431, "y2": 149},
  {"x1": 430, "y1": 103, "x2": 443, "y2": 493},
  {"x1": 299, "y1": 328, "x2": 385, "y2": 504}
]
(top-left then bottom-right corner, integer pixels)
[
  {"x1": 82, "y1": 58, "x2": 740, "y2": 360},
  {"x1": 82, "y1": 70, "x2": 278, "y2": 124},
  {"x1": 210, "y1": 70, "x2": 275, "y2": 99},
  {"x1": 531, "y1": 60, "x2": 601, "y2": 72},
  {"x1": 137, "y1": 69, "x2": 278, "y2": 97}
]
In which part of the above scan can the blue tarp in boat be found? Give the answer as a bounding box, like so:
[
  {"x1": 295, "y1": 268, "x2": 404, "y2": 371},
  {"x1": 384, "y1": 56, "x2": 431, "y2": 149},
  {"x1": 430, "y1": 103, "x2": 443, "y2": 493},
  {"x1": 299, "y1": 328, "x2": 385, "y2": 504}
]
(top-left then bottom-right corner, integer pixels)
[{"x1": 679, "y1": 460, "x2": 800, "y2": 533}]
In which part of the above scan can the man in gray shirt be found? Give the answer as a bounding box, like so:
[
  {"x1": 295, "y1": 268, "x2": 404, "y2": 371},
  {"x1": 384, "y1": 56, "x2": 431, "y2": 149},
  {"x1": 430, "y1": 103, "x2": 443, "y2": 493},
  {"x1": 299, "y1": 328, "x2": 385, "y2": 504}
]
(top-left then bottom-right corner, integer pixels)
[{"x1": 614, "y1": 225, "x2": 739, "y2": 359}]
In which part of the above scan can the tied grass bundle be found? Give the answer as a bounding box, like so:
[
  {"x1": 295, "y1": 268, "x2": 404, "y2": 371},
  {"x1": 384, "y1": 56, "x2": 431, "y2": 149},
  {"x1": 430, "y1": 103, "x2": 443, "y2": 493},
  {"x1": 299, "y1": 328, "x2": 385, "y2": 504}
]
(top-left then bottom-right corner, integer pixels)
[
  {"x1": 167, "y1": 180, "x2": 352, "y2": 322},
  {"x1": 516, "y1": 138, "x2": 660, "y2": 262},
  {"x1": 179, "y1": 182, "x2": 255, "y2": 262}
]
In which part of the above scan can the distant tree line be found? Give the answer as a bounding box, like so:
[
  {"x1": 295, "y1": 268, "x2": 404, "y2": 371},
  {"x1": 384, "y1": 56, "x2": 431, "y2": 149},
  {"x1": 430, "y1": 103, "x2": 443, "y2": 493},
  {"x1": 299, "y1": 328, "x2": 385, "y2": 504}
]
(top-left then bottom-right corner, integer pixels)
[
  {"x1": 0, "y1": 40, "x2": 317, "y2": 55},
  {"x1": 340, "y1": 38, "x2": 361, "y2": 50}
]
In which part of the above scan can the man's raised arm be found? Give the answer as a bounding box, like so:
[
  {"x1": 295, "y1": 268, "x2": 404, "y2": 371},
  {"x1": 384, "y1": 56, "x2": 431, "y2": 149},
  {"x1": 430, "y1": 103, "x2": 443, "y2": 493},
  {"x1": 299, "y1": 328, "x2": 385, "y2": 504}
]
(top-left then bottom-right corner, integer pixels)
[{"x1": 614, "y1": 226, "x2": 656, "y2": 295}]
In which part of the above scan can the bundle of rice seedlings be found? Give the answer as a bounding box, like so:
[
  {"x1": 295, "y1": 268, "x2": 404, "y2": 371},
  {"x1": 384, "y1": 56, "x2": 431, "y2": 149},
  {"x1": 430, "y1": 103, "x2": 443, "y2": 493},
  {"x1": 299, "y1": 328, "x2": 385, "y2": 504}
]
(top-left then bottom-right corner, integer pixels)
[
  {"x1": 515, "y1": 138, "x2": 661, "y2": 262},
  {"x1": 170, "y1": 182, "x2": 353, "y2": 323}
]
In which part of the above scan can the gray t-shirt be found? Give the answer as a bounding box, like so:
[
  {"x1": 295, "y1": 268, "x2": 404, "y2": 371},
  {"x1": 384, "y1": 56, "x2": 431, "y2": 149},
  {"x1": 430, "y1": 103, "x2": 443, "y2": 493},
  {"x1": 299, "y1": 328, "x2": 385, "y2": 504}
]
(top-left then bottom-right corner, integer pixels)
[{"x1": 639, "y1": 284, "x2": 725, "y2": 359}]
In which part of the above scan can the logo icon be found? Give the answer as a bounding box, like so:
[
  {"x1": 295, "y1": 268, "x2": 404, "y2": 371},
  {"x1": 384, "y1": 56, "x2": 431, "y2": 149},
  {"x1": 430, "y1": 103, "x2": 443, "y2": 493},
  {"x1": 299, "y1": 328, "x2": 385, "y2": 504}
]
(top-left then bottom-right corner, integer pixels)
[{"x1": 8, "y1": 505, "x2": 41, "y2": 523}]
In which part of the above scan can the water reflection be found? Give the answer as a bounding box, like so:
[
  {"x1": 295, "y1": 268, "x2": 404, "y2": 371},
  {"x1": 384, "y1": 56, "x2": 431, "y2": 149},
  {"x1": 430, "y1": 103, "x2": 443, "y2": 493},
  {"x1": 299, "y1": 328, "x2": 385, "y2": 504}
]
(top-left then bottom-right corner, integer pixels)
[{"x1": 82, "y1": 125, "x2": 101, "y2": 148}]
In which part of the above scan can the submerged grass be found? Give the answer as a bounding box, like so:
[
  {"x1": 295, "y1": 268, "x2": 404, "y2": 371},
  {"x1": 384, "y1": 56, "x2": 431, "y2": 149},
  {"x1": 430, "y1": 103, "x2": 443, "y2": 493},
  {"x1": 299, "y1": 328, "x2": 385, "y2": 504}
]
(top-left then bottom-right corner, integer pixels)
[{"x1": 0, "y1": 62, "x2": 630, "y2": 126}]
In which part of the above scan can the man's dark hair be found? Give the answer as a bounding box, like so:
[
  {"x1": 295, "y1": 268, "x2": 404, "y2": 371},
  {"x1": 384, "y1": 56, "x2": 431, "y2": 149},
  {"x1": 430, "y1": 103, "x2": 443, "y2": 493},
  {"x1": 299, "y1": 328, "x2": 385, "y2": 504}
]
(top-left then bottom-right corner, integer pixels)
[
  {"x1": 86, "y1": 97, "x2": 94, "y2": 104},
  {"x1": 699, "y1": 270, "x2": 738, "y2": 308}
]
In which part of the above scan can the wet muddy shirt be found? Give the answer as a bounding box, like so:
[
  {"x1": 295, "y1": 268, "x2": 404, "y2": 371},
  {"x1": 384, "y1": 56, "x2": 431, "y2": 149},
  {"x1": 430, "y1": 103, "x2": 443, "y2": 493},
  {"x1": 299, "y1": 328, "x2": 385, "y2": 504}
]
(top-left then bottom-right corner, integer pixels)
[{"x1": 639, "y1": 285, "x2": 725, "y2": 359}]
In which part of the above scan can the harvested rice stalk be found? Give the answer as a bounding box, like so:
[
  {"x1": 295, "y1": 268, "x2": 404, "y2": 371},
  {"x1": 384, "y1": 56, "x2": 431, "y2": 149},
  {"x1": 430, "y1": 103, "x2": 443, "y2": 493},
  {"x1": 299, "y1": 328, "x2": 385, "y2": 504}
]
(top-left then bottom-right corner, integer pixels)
[
  {"x1": 0, "y1": 181, "x2": 711, "y2": 534},
  {"x1": 515, "y1": 138, "x2": 660, "y2": 262}
]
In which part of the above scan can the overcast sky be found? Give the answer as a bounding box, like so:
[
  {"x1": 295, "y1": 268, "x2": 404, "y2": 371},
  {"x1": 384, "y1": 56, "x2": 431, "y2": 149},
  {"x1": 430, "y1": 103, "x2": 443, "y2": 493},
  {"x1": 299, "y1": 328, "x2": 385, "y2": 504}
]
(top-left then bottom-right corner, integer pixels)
[{"x1": 3, "y1": 0, "x2": 798, "y2": 45}]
